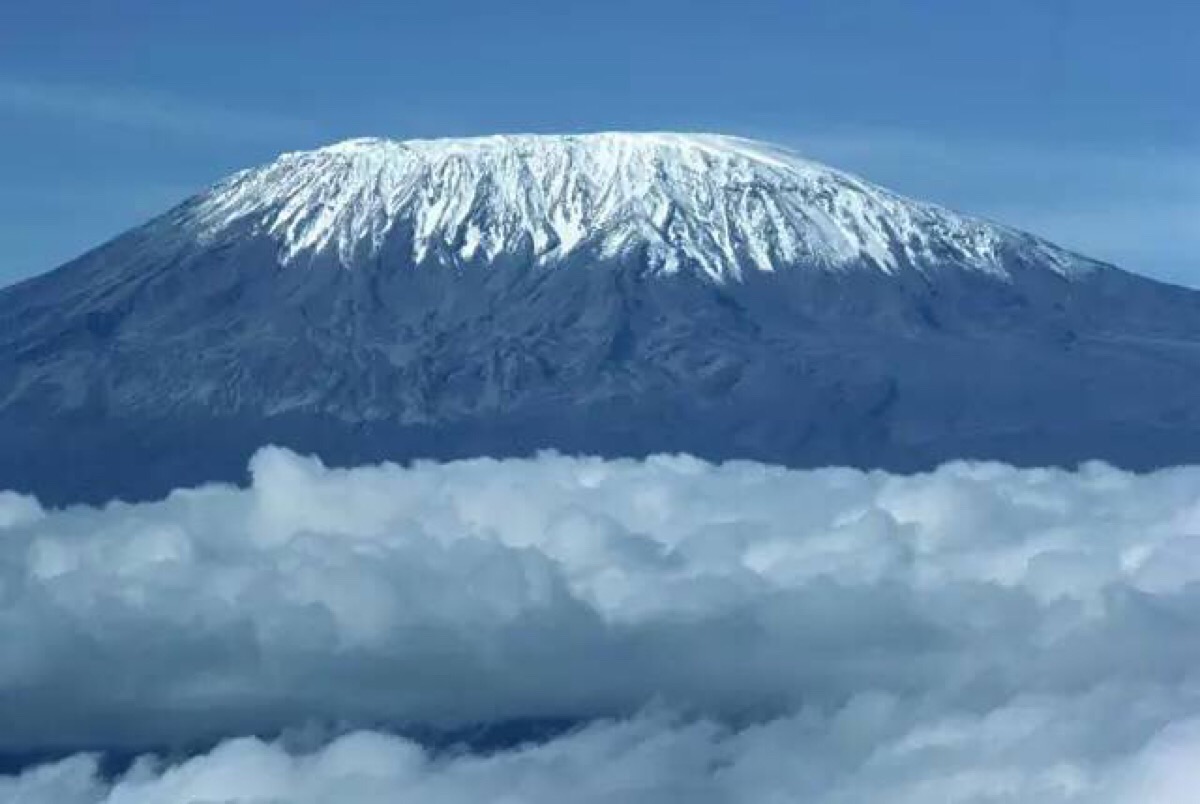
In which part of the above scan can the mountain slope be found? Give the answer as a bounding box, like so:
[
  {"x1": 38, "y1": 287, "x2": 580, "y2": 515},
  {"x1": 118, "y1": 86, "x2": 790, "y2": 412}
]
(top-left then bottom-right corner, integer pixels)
[{"x1": 3, "y1": 132, "x2": 1200, "y2": 504}]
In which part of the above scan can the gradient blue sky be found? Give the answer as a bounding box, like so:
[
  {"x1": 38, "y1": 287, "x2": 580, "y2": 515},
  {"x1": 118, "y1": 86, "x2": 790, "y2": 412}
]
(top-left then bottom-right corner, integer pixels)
[{"x1": 1, "y1": 0, "x2": 1196, "y2": 288}]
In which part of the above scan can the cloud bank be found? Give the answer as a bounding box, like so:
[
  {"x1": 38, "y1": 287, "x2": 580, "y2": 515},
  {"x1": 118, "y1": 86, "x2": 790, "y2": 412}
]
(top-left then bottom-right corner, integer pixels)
[
  {"x1": 2, "y1": 448, "x2": 1200, "y2": 800},
  {"x1": 6, "y1": 709, "x2": 1200, "y2": 804}
]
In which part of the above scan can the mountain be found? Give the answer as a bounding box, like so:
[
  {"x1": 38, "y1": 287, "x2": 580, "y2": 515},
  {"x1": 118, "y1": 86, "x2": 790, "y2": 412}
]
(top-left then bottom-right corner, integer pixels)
[{"x1": 3, "y1": 132, "x2": 1200, "y2": 504}]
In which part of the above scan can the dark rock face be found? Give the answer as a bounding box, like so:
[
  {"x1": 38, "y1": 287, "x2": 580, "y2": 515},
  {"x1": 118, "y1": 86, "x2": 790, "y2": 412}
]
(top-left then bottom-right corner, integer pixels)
[{"x1": 4, "y1": 218, "x2": 1200, "y2": 506}]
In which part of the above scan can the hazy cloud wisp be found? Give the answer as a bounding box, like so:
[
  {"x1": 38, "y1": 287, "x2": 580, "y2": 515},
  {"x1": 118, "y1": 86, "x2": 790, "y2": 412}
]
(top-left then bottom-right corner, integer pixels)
[{"x1": 0, "y1": 77, "x2": 314, "y2": 142}]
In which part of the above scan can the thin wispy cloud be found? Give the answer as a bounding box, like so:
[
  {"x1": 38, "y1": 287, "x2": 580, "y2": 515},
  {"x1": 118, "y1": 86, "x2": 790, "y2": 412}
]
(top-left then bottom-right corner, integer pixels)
[{"x1": 0, "y1": 77, "x2": 315, "y2": 142}]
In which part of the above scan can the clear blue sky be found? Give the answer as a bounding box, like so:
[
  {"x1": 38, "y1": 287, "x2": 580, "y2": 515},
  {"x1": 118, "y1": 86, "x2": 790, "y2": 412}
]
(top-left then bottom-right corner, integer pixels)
[{"x1": 1, "y1": 0, "x2": 1196, "y2": 287}]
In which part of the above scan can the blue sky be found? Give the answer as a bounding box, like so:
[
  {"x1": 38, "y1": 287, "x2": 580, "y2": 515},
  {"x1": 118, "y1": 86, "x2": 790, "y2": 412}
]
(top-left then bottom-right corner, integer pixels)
[{"x1": 1, "y1": 0, "x2": 1196, "y2": 287}]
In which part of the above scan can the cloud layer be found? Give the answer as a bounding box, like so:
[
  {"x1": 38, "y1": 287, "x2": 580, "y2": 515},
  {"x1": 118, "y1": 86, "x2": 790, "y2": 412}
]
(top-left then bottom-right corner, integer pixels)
[
  {"x1": 7, "y1": 709, "x2": 1200, "y2": 804},
  {"x1": 2, "y1": 448, "x2": 1200, "y2": 800}
]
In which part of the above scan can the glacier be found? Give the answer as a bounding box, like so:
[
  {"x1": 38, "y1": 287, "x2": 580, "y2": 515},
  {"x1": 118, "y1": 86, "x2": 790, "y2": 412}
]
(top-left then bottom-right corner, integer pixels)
[
  {"x1": 2, "y1": 132, "x2": 1200, "y2": 504},
  {"x1": 182, "y1": 133, "x2": 1096, "y2": 281}
]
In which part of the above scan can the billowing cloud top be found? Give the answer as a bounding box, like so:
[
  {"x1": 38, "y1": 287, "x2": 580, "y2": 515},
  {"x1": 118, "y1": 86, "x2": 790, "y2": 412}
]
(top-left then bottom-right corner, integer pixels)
[{"x1": 2, "y1": 448, "x2": 1200, "y2": 802}]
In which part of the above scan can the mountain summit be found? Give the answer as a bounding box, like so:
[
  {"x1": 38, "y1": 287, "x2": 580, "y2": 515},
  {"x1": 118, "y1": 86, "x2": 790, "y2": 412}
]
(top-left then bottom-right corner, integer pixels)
[
  {"x1": 181, "y1": 132, "x2": 1093, "y2": 281},
  {"x1": 3, "y1": 133, "x2": 1200, "y2": 503}
]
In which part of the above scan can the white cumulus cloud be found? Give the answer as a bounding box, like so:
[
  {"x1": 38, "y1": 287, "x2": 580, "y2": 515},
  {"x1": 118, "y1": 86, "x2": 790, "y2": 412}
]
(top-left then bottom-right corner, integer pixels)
[{"x1": 1, "y1": 448, "x2": 1200, "y2": 801}]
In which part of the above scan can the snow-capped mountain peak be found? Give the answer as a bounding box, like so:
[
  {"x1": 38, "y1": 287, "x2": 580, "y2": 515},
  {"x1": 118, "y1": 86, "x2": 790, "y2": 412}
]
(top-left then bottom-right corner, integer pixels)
[
  {"x1": 6, "y1": 132, "x2": 1200, "y2": 506},
  {"x1": 182, "y1": 132, "x2": 1094, "y2": 282}
]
